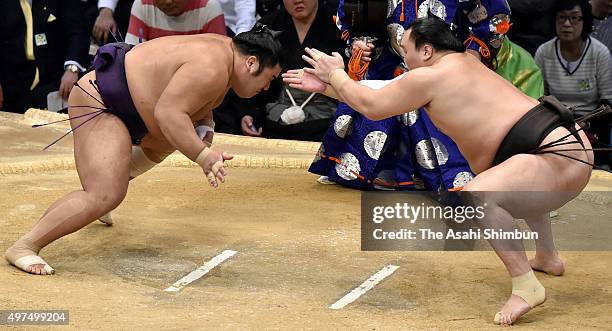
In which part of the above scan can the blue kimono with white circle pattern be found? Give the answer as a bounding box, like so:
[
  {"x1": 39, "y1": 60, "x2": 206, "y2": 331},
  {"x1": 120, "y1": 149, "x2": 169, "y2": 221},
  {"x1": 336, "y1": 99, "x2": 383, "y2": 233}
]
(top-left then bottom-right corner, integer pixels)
[{"x1": 309, "y1": 0, "x2": 511, "y2": 191}]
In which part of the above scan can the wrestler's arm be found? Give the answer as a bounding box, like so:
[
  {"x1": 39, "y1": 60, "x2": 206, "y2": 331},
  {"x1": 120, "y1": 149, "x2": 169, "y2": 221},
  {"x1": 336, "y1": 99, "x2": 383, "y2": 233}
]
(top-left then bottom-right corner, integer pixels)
[
  {"x1": 284, "y1": 70, "x2": 416, "y2": 112},
  {"x1": 321, "y1": 78, "x2": 399, "y2": 100},
  {"x1": 330, "y1": 69, "x2": 434, "y2": 120},
  {"x1": 322, "y1": 85, "x2": 339, "y2": 99},
  {"x1": 153, "y1": 61, "x2": 225, "y2": 162}
]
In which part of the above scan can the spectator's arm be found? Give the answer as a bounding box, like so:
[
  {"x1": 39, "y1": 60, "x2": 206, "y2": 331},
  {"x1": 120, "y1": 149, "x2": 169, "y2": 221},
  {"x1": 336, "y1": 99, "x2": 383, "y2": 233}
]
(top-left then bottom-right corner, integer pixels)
[
  {"x1": 126, "y1": 0, "x2": 147, "y2": 45},
  {"x1": 596, "y1": 47, "x2": 612, "y2": 105},
  {"x1": 93, "y1": 0, "x2": 119, "y2": 44},
  {"x1": 236, "y1": 80, "x2": 281, "y2": 136},
  {"x1": 98, "y1": 0, "x2": 119, "y2": 12},
  {"x1": 202, "y1": 0, "x2": 227, "y2": 35},
  {"x1": 233, "y1": 0, "x2": 256, "y2": 34},
  {"x1": 62, "y1": 0, "x2": 90, "y2": 70}
]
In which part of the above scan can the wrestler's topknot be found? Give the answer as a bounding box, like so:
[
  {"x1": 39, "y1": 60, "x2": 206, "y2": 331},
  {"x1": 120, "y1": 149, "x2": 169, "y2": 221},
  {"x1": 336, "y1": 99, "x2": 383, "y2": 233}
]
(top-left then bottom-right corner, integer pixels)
[
  {"x1": 406, "y1": 17, "x2": 466, "y2": 53},
  {"x1": 232, "y1": 23, "x2": 283, "y2": 74}
]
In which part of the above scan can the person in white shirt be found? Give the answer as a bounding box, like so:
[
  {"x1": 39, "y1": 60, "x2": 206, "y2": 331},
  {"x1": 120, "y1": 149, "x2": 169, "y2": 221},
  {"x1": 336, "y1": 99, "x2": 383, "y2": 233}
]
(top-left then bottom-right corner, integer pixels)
[
  {"x1": 217, "y1": 0, "x2": 256, "y2": 36},
  {"x1": 535, "y1": 0, "x2": 612, "y2": 115}
]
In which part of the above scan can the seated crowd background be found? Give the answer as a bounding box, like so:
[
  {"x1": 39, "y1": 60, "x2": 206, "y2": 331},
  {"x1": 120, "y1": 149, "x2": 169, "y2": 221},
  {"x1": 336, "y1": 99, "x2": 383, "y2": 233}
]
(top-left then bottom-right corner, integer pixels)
[{"x1": 0, "y1": 0, "x2": 610, "y2": 166}]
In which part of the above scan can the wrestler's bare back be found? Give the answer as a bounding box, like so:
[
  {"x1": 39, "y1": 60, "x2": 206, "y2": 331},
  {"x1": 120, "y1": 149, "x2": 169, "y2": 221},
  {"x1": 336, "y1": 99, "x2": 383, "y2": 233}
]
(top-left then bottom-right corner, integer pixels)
[
  {"x1": 404, "y1": 53, "x2": 540, "y2": 173},
  {"x1": 124, "y1": 34, "x2": 233, "y2": 140}
]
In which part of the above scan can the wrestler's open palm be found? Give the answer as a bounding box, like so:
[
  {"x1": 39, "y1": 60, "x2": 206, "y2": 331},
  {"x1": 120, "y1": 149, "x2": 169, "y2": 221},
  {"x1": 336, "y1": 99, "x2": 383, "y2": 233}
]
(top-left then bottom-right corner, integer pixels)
[
  {"x1": 302, "y1": 47, "x2": 345, "y2": 83},
  {"x1": 200, "y1": 148, "x2": 233, "y2": 188},
  {"x1": 282, "y1": 69, "x2": 327, "y2": 93}
]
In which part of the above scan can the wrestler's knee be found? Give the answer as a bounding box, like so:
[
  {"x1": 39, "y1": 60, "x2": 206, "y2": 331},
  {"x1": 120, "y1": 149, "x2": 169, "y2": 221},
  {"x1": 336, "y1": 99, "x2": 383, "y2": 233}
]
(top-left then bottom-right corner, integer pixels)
[
  {"x1": 461, "y1": 180, "x2": 503, "y2": 210},
  {"x1": 88, "y1": 184, "x2": 128, "y2": 212}
]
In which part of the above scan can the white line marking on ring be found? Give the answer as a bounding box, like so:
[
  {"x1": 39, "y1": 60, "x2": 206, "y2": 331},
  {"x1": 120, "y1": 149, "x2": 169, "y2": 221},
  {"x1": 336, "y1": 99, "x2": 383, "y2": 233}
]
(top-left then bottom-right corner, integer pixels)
[
  {"x1": 329, "y1": 265, "x2": 400, "y2": 309},
  {"x1": 164, "y1": 250, "x2": 237, "y2": 292}
]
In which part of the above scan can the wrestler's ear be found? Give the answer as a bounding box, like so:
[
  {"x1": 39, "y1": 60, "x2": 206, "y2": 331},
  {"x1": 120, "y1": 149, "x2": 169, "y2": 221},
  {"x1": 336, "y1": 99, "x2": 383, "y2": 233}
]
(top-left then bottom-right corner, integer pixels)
[
  {"x1": 246, "y1": 56, "x2": 260, "y2": 75},
  {"x1": 422, "y1": 44, "x2": 434, "y2": 61}
]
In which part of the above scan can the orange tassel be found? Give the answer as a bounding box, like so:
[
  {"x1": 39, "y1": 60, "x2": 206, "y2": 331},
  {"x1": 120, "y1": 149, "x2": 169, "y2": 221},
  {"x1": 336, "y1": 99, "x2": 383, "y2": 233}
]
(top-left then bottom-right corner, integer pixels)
[
  {"x1": 348, "y1": 48, "x2": 369, "y2": 80},
  {"x1": 393, "y1": 67, "x2": 406, "y2": 78},
  {"x1": 464, "y1": 35, "x2": 491, "y2": 60},
  {"x1": 496, "y1": 21, "x2": 513, "y2": 35},
  {"x1": 341, "y1": 30, "x2": 349, "y2": 41}
]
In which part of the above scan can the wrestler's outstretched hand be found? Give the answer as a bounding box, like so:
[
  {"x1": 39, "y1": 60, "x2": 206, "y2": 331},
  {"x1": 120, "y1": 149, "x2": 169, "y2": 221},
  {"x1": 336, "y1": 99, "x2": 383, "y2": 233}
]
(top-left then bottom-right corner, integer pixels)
[
  {"x1": 282, "y1": 69, "x2": 327, "y2": 93},
  {"x1": 302, "y1": 47, "x2": 345, "y2": 83},
  {"x1": 196, "y1": 147, "x2": 234, "y2": 188}
]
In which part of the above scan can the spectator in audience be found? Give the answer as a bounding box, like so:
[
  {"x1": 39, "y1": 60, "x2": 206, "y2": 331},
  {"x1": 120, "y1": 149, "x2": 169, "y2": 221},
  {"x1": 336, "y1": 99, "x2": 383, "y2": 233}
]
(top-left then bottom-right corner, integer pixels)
[
  {"x1": 0, "y1": 0, "x2": 90, "y2": 113},
  {"x1": 535, "y1": 0, "x2": 612, "y2": 167},
  {"x1": 591, "y1": 0, "x2": 612, "y2": 51},
  {"x1": 215, "y1": 0, "x2": 345, "y2": 141},
  {"x1": 218, "y1": 0, "x2": 256, "y2": 36},
  {"x1": 125, "y1": 0, "x2": 226, "y2": 45},
  {"x1": 507, "y1": 0, "x2": 556, "y2": 55}
]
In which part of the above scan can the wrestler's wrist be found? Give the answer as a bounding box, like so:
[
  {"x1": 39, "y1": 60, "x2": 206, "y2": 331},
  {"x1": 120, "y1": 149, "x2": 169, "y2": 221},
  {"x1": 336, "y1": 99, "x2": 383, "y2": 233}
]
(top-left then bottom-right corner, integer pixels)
[
  {"x1": 323, "y1": 84, "x2": 337, "y2": 98},
  {"x1": 329, "y1": 69, "x2": 350, "y2": 90},
  {"x1": 194, "y1": 146, "x2": 211, "y2": 168}
]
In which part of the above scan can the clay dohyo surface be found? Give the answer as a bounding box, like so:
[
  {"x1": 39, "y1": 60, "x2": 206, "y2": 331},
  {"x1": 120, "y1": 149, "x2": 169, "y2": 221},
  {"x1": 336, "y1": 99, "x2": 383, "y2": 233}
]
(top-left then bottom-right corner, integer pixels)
[{"x1": 1, "y1": 111, "x2": 611, "y2": 329}]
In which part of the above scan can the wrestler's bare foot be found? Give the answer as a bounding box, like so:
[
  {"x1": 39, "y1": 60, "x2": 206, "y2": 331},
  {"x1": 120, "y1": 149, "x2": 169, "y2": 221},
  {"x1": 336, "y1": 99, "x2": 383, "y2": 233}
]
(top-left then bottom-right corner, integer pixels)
[
  {"x1": 530, "y1": 254, "x2": 565, "y2": 276},
  {"x1": 494, "y1": 294, "x2": 538, "y2": 326},
  {"x1": 24, "y1": 263, "x2": 52, "y2": 275},
  {"x1": 4, "y1": 239, "x2": 55, "y2": 275}
]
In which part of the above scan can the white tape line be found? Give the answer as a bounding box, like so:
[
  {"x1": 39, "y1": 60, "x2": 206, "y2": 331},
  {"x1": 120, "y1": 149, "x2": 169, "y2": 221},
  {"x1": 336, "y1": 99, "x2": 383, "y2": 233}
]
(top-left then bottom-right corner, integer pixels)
[
  {"x1": 329, "y1": 265, "x2": 400, "y2": 310},
  {"x1": 164, "y1": 250, "x2": 237, "y2": 292}
]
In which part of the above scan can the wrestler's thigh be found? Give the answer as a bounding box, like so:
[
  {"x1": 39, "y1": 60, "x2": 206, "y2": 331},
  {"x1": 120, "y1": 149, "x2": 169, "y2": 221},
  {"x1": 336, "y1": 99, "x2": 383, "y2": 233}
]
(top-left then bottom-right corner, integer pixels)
[
  {"x1": 68, "y1": 83, "x2": 131, "y2": 194},
  {"x1": 464, "y1": 154, "x2": 579, "y2": 218}
]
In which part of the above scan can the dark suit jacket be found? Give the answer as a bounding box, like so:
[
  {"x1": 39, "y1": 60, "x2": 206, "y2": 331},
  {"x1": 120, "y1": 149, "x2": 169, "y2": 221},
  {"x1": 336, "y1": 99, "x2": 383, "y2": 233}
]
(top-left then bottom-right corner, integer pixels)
[{"x1": 0, "y1": 0, "x2": 89, "y2": 110}]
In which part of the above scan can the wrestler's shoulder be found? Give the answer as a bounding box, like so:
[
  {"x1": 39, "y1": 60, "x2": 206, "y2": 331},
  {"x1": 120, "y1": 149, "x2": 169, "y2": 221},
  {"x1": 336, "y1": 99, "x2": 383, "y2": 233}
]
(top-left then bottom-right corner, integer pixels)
[
  {"x1": 168, "y1": 33, "x2": 232, "y2": 52},
  {"x1": 195, "y1": 33, "x2": 232, "y2": 45},
  {"x1": 403, "y1": 66, "x2": 443, "y2": 82},
  {"x1": 183, "y1": 35, "x2": 233, "y2": 65}
]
